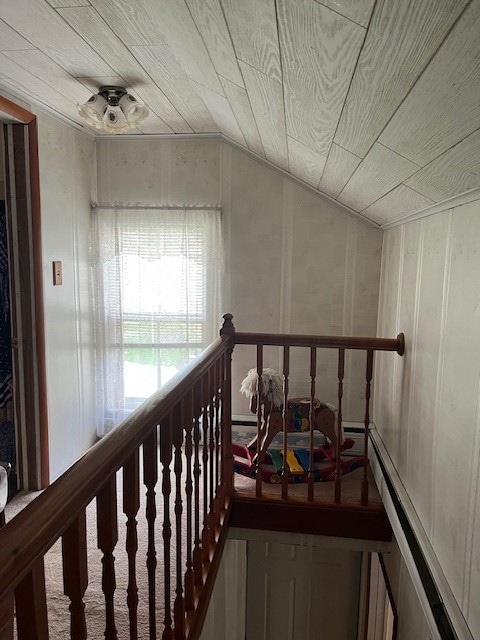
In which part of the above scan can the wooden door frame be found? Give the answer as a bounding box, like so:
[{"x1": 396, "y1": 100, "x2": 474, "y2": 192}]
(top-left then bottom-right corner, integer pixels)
[{"x1": 0, "y1": 94, "x2": 49, "y2": 489}]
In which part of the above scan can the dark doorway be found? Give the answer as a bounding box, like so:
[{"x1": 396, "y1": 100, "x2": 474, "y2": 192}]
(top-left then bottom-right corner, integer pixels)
[{"x1": 0, "y1": 95, "x2": 49, "y2": 490}]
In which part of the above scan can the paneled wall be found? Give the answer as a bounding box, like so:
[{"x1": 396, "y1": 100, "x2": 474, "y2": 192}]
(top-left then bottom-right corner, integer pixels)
[
  {"x1": 221, "y1": 145, "x2": 382, "y2": 419},
  {"x1": 36, "y1": 111, "x2": 97, "y2": 481},
  {"x1": 97, "y1": 137, "x2": 383, "y2": 421},
  {"x1": 375, "y1": 199, "x2": 480, "y2": 638}
]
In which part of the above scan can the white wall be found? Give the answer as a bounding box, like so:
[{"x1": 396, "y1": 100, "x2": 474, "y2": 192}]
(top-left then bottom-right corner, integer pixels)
[
  {"x1": 222, "y1": 145, "x2": 382, "y2": 419},
  {"x1": 375, "y1": 199, "x2": 480, "y2": 639},
  {"x1": 36, "y1": 111, "x2": 97, "y2": 481},
  {"x1": 97, "y1": 138, "x2": 383, "y2": 421}
]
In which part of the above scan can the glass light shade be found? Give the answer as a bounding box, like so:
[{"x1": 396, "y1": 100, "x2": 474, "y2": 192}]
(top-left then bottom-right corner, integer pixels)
[{"x1": 77, "y1": 87, "x2": 149, "y2": 133}]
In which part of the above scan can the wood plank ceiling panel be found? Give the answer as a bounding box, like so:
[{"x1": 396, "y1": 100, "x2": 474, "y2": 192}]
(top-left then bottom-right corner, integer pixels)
[
  {"x1": 0, "y1": 53, "x2": 80, "y2": 121},
  {"x1": 57, "y1": 7, "x2": 191, "y2": 133},
  {"x1": 334, "y1": 0, "x2": 468, "y2": 158},
  {"x1": 126, "y1": 44, "x2": 218, "y2": 132},
  {"x1": 3, "y1": 50, "x2": 91, "y2": 105},
  {"x1": 379, "y1": 0, "x2": 480, "y2": 166},
  {"x1": 0, "y1": 0, "x2": 115, "y2": 77},
  {"x1": 46, "y1": 0, "x2": 90, "y2": 7},
  {"x1": 319, "y1": 143, "x2": 361, "y2": 198},
  {"x1": 287, "y1": 137, "x2": 327, "y2": 187},
  {"x1": 361, "y1": 184, "x2": 434, "y2": 226},
  {"x1": 337, "y1": 143, "x2": 420, "y2": 211},
  {"x1": 0, "y1": 19, "x2": 35, "y2": 50},
  {"x1": 221, "y1": 0, "x2": 282, "y2": 82},
  {"x1": 239, "y1": 61, "x2": 289, "y2": 171},
  {"x1": 316, "y1": 0, "x2": 376, "y2": 28},
  {"x1": 219, "y1": 76, "x2": 265, "y2": 156},
  {"x1": 191, "y1": 81, "x2": 246, "y2": 146},
  {"x1": 185, "y1": 0, "x2": 244, "y2": 87},
  {"x1": 405, "y1": 128, "x2": 480, "y2": 202},
  {"x1": 90, "y1": 0, "x2": 222, "y2": 93},
  {"x1": 277, "y1": 0, "x2": 365, "y2": 155}
]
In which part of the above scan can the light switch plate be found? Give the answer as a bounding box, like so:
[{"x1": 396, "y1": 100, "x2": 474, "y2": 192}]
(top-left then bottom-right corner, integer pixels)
[{"x1": 53, "y1": 261, "x2": 62, "y2": 285}]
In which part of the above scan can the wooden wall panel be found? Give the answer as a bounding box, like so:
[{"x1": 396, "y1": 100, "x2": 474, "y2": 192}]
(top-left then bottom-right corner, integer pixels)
[
  {"x1": 277, "y1": 0, "x2": 365, "y2": 155},
  {"x1": 376, "y1": 199, "x2": 480, "y2": 640},
  {"x1": 379, "y1": 0, "x2": 480, "y2": 166},
  {"x1": 335, "y1": 0, "x2": 468, "y2": 158}
]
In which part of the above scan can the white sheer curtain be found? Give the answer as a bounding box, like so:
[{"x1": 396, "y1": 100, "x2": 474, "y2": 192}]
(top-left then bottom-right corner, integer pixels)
[{"x1": 91, "y1": 206, "x2": 222, "y2": 436}]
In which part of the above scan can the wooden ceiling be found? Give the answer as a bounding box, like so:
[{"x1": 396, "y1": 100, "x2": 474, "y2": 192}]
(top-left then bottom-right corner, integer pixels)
[{"x1": 0, "y1": 0, "x2": 479, "y2": 226}]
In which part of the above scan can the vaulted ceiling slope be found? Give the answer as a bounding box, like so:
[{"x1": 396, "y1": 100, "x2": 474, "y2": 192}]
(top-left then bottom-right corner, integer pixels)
[{"x1": 0, "y1": 0, "x2": 479, "y2": 226}]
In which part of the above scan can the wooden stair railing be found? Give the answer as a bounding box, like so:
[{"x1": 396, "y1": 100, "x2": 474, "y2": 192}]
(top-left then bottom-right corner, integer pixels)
[
  {"x1": 0, "y1": 316, "x2": 235, "y2": 640},
  {"x1": 232, "y1": 326, "x2": 404, "y2": 505},
  {"x1": 0, "y1": 314, "x2": 403, "y2": 639}
]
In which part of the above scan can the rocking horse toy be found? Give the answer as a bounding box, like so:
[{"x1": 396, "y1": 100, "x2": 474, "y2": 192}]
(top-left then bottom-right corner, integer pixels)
[{"x1": 233, "y1": 368, "x2": 364, "y2": 484}]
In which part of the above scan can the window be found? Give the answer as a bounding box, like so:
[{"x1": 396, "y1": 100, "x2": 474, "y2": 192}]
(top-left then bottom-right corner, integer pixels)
[{"x1": 92, "y1": 206, "x2": 222, "y2": 435}]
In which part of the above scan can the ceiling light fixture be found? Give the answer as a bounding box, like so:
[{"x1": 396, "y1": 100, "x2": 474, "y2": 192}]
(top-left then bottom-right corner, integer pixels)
[{"x1": 78, "y1": 86, "x2": 149, "y2": 134}]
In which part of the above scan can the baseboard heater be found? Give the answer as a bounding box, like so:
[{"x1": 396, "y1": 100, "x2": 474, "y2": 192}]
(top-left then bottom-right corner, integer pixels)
[{"x1": 370, "y1": 434, "x2": 458, "y2": 640}]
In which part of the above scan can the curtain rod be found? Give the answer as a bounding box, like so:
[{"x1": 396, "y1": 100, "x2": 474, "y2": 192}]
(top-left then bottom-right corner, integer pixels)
[{"x1": 92, "y1": 202, "x2": 222, "y2": 212}]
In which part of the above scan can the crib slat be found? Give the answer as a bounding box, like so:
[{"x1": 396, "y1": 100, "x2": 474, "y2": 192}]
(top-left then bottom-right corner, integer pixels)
[
  {"x1": 255, "y1": 346, "x2": 264, "y2": 498},
  {"x1": 282, "y1": 346, "x2": 290, "y2": 500},
  {"x1": 143, "y1": 429, "x2": 158, "y2": 640},
  {"x1": 160, "y1": 415, "x2": 173, "y2": 640},
  {"x1": 173, "y1": 403, "x2": 185, "y2": 640},
  {"x1": 123, "y1": 450, "x2": 140, "y2": 640},
  {"x1": 97, "y1": 476, "x2": 118, "y2": 640},
  {"x1": 308, "y1": 348, "x2": 317, "y2": 502},
  {"x1": 62, "y1": 509, "x2": 88, "y2": 640},
  {"x1": 335, "y1": 349, "x2": 345, "y2": 504},
  {"x1": 361, "y1": 350, "x2": 374, "y2": 506},
  {"x1": 15, "y1": 558, "x2": 48, "y2": 639}
]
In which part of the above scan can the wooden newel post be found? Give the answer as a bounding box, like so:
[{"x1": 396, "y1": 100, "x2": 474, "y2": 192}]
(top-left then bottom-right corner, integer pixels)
[{"x1": 220, "y1": 314, "x2": 235, "y2": 499}]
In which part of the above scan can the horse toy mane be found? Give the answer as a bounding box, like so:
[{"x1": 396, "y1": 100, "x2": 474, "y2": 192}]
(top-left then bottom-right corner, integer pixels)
[{"x1": 240, "y1": 368, "x2": 284, "y2": 409}]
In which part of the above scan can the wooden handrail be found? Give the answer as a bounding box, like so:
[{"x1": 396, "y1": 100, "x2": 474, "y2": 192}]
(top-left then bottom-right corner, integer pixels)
[
  {"x1": 0, "y1": 314, "x2": 403, "y2": 638},
  {"x1": 232, "y1": 331, "x2": 404, "y2": 354},
  {"x1": 0, "y1": 335, "x2": 230, "y2": 597}
]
